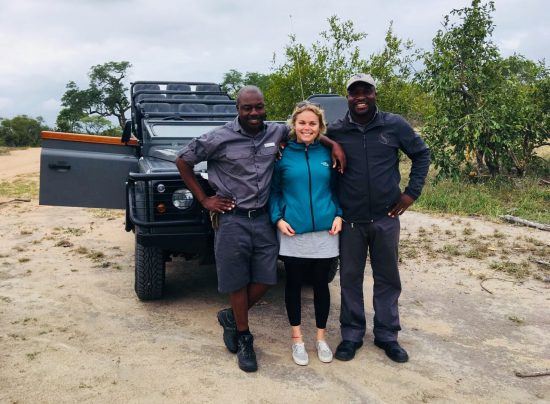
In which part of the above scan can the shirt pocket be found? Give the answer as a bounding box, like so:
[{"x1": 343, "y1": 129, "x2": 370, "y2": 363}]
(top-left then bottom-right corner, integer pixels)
[
  {"x1": 225, "y1": 149, "x2": 251, "y2": 176},
  {"x1": 256, "y1": 145, "x2": 277, "y2": 164}
]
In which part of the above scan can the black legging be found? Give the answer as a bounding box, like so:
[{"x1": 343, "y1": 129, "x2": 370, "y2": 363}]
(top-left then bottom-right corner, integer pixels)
[{"x1": 282, "y1": 256, "x2": 332, "y2": 329}]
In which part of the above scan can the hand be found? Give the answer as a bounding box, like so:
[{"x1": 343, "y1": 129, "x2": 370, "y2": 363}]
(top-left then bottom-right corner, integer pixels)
[
  {"x1": 331, "y1": 142, "x2": 346, "y2": 174},
  {"x1": 388, "y1": 193, "x2": 415, "y2": 217},
  {"x1": 329, "y1": 216, "x2": 342, "y2": 235},
  {"x1": 277, "y1": 219, "x2": 296, "y2": 236},
  {"x1": 201, "y1": 196, "x2": 235, "y2": 213},
  {"x1": 276, "y1": 142, "x2": 287, "y2": 161}
]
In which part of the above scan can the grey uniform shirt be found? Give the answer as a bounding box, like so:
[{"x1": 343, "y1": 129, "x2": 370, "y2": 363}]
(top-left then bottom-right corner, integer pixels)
[{"x1": 178, "y1": 117, "x2": 289, "y2": 209}]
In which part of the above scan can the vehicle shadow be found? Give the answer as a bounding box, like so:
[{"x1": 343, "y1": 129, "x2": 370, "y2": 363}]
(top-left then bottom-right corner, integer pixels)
[{"x1": 162, "y1": 258, "x2": 288, "y2": 308}]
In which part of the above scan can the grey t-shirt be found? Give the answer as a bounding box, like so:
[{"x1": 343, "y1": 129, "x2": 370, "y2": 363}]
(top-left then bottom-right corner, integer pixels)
[
  {"x1": 278, "y1": 230, "x2": 339, "y2": 259},
  {"x1": 178, "y1": 118, "x2": 288, "y2": 209}
]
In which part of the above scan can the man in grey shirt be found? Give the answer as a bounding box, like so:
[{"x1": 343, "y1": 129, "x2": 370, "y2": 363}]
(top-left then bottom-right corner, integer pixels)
[{"x1": 176, "y1": 86, "x2": 345, "y2": 372}]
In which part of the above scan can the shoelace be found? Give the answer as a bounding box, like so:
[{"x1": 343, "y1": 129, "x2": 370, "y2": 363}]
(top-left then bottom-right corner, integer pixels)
[
  {"x1": 239, "y1": 341, "x2": 255, "y2": 358},
  {"x1": 317, "y1": 342, "x2": 331, "y2": 354},
  {"x1": 293, "y1": 344, "x2": 306, "y2": 355}
]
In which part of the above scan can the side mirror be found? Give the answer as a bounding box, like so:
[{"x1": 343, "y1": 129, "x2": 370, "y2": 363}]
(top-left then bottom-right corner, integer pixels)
[{"x1": 121, "y1": 120, "x2": 132, "y2": 143}]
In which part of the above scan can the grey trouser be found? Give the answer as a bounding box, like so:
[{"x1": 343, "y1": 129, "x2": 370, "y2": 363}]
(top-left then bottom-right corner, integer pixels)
[{"x1": 339, "y1": 216, "x2": 402, "y2": 342}]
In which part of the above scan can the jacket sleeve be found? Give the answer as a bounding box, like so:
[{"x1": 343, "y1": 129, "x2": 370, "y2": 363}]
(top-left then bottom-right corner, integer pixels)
[
  {"x1": 395, "y1": 116, "x2": 431, "y2": 200},
  {"x1": 330, "y1": 169, "x2": 342, "y2": 217},
  {"x1": 269, "y1": 161, "x2": 284, "y2": 225}
]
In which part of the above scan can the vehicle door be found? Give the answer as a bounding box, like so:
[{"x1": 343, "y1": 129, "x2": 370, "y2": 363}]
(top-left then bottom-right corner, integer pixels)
[{"x1": 40, "y1": 131, "x2": 139, "y2": 209}]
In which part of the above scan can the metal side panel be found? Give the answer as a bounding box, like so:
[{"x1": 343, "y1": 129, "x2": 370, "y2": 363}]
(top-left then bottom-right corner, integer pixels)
[{"x1": 40, "y1": 138, "x2": 138, "y2": 209}]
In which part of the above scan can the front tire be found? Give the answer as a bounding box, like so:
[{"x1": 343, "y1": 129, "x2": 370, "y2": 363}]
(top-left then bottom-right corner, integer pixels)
[{"x1": 135, "y1": 237, "x2": 165, "y2": 300}]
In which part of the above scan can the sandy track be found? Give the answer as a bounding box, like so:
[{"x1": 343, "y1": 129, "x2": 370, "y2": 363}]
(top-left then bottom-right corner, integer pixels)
[
  {"x1": 0, "y1": 148, "x2": 549, "y2": 403},
  {"x1": 0, "y1": 148, "x2": 41, "y2": 180}
]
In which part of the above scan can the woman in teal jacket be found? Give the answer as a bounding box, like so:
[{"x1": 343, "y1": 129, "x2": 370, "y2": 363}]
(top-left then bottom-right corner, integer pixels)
[{"x1": 269, "y1": 102, "x2": 342, "y2": 366}]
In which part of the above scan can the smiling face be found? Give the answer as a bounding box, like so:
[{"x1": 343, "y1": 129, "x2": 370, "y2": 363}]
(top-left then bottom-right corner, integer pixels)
[
  {"x1": 236, "y1": 90, "x2": 266, "y2": 134},
  {"x1": 347, "y1": 82, "x2": 376, "y2": 122},
  {"x1": 294, "y1": 110, "x2": 320, "y2": 145}
]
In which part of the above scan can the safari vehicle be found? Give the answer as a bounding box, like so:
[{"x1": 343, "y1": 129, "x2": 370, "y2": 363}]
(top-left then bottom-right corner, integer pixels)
[{"x1": 39, "y1": 81, "x2": 347, "y2": 301}]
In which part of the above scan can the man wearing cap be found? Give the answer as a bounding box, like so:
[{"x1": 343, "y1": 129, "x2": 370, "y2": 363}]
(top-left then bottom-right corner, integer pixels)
[
  {"x1": 328, "y1": 74, "x2": 430, "y2": 363},
  {"x1": 176, "y1": 85, "x2": 345, "y2": 372}
]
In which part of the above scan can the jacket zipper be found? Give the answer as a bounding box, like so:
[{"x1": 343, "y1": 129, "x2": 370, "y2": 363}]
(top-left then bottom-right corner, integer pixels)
[
  {"x1": 305, "y1": 146, "x2": 316, "y2": 231},
  {"x1": 363, "y1": 132, "x2": 373, "y2": 222}
]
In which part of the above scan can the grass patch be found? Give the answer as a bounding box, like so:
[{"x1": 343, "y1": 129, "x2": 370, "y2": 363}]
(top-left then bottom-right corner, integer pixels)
[
  {"x1": 490, "y1": 260, "x2": 531, "y2": 279},
  {"x1": 401, "y1": 160, "x2": 550, "y2": 223},
  {"x1": 87, "y1": 250, "x2": 105, "y2": 261},
  {"x1": 26, "y1": 351, "x2": 40, "y2": 360},
  {"x1": 465, "y1": 241, "x2": 494, "y2": 259},
  {"x1": 62, "y1": 227, "x2": 85, "y2": 236},
  {"x1": 508, "y1": 315, "x2": 524, "y2": 324},
  {"x1": 0, "y1": 177, "x2": 39, "y2": 199},
  {"x1": 88, "y1": 208, "x2": 123, "y2": 220},
  {"x1": 74, "y1": 246, "x2": 89, "y2": 255},
  {"x1": 439, "y1": 244, "x2": 461, "y2": 257},
  {"x1": 55, "y1": 239, "x2": 74, "y2": 248}
]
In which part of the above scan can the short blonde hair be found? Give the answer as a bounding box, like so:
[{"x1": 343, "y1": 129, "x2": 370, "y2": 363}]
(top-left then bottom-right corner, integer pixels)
[{"x1": 287, "y1": 102, "x2": 327, "y2": 141}]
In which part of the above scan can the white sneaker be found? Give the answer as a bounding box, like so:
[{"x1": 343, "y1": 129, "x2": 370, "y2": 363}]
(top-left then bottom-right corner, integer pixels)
[
  {"x1": 292, "y1": 342, "x2": 309, "y2": 366},
  {"x1": 316, "y1": 340, "x2": 333, "y2": 363}
]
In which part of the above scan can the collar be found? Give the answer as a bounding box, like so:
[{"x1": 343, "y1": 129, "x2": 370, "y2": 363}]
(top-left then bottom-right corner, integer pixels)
[
  {"x1": 230, "y1": 116, "x2": 266, "y2": 137},
  {"x1": 287, "y1": 139, "x2": 321, "y2": 150},
  {"x1": 347, "y1": 106, "x2": 379, "y2": 128}
]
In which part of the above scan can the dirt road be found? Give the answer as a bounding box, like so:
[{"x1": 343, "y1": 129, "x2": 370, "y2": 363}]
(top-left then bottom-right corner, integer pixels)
[{"x1": 0, "y1": 148, "x2": 548, "y2": 403}]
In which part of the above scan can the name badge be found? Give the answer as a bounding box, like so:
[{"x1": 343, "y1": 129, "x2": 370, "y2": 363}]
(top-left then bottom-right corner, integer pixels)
[{"x1": 264, "y1": 142, "x2": 275, "y2": 148}]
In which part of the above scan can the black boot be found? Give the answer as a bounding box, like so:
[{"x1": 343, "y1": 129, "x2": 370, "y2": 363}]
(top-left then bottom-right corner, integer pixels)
[
  {"x1": 217, "y1": 308, "x2": 237, "y2": 353},
  {"x1": 237, "y1": 334, "x2": 258, "y2": 372}
]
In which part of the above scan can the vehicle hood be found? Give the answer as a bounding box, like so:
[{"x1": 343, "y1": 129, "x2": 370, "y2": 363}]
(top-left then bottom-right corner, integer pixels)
[{"x1": 141, "y1": 145, "x2": 207, "y2": 175}]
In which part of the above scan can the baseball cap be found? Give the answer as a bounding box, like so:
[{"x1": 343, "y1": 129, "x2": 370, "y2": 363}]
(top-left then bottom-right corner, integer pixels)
[{"x1": 346, "y1": 73, "x2": 376, "y2": 91}]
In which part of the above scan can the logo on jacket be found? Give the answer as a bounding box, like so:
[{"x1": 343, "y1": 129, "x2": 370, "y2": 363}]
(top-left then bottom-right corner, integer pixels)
[
  {"x1": 379, "y1": 132, "x2": 390, "y2": 145},
  {"x1": 321, "y1": 161, "x2": 330, "y2": 167}
]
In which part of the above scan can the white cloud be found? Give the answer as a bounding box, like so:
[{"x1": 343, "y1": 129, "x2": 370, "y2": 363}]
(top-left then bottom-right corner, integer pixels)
[
  {"x1": 0, "y1": 97, "x2": 14, "y2": 110},
  {"x1": 0, "y1": 0, "x2": 548, "y2": 125},
  {"x1": 41, "y1": 98, "x2": 61, "y2": 111}
]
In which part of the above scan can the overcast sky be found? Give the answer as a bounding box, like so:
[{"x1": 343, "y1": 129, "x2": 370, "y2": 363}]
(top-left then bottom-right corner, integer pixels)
[{"x1": 0, "y1": 0, "x2": 548, "y2": 126}]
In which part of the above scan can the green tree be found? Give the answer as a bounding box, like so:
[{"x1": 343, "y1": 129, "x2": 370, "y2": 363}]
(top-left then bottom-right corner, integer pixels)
[
  {"x1": 422, "y1": 0, "x2": 549, "y2": 177},
  {"x1": 492, "y1": 56, "x2": 549, "y2": 176},
  {"x1": 80, "y1": 115, "x2": 116, "y2": 135},
  {"x1": 56, "y1": 61, "x2": 131, "y2": 132},
  {"x1": 221, "y1": 70, "x2": 271, "y2": 99},
  {"x1": 365, "y1": 22, "x2": 433, "y2": 125},
  {"x1": 421, "y1": 1, "x2": 507, "y2": 177},
  {"x1": 266, "y1": 16, "x2": 368, "y2": 120},
  {"x1": 0, "y1": 115, "x2": 50, "y2": 147}
]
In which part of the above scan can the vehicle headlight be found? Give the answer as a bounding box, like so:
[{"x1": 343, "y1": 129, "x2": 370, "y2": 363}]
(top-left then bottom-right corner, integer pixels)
[{"x1": 172, "y1": 188, "x2": 193, "y2": 209}]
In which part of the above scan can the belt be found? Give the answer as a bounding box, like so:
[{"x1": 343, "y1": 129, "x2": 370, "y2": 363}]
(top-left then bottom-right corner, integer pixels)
[{"x1": 228, "y1": 206, "x2": 267, "y2": 218}]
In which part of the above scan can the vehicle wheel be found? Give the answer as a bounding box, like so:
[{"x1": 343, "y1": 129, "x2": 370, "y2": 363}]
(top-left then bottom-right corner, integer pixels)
[
  {"x1": 135, "y1": 238, "x2": 165, "y2": 300},
  {"x1": 328, "y1": 257, "x2": 340, "y2": 282}
]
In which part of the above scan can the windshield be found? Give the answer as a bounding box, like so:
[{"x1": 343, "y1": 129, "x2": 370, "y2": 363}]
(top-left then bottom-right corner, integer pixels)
[{"x1": 149, "y1": 123, "x2": 222, "y2": 138}]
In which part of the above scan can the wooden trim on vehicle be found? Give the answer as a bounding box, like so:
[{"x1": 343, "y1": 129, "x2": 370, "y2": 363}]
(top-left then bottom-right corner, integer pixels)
[{"x1": 41, "y1": 131, "x2": 139, "y2": 146}]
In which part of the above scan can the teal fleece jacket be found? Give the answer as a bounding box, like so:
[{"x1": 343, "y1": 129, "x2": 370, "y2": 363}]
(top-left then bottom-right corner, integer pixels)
[{"x1": 269, "y1": 140, "x2": 342, "y2": 234}]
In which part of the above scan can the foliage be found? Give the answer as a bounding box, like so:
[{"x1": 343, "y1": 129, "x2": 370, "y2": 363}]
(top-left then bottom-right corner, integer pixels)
[
  {"x1": 221, "y1": 70, "x2": 271, "y2": 99},
  {"x1": 421, "y1": 0, "x2": 549, "y2": 177},
  {"x1": 492, "y1": 56, "x2": 549, "y2": 176},
  {"x1": 56, "y1": 61, "x2": 131, "y2": 132},
  {"x1": 399, "y1": 160, "x2": 550, "y2": 224},
  {"x1": 265, "y1": 15, "x2": 368, "y2": 120},
  {"x1": 365, "y1": 22, "x2": 433, "y2": 126},
  {"x1": 0, "y1": 115, "x2": 49, "y2": 147},
  {"x1": 79, "y1": 116, "x2": 117, "y2": 135}
]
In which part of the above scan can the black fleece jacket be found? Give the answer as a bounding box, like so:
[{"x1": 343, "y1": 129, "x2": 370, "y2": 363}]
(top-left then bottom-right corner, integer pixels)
[{"x1": 327, "y1": 109, "x2": 430, "y2": 222}]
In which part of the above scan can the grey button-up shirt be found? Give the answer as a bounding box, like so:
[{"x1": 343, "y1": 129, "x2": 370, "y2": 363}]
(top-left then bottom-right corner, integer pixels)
[{"x1": 178, "y1": 117, "x2": 289, "y2": 209}]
